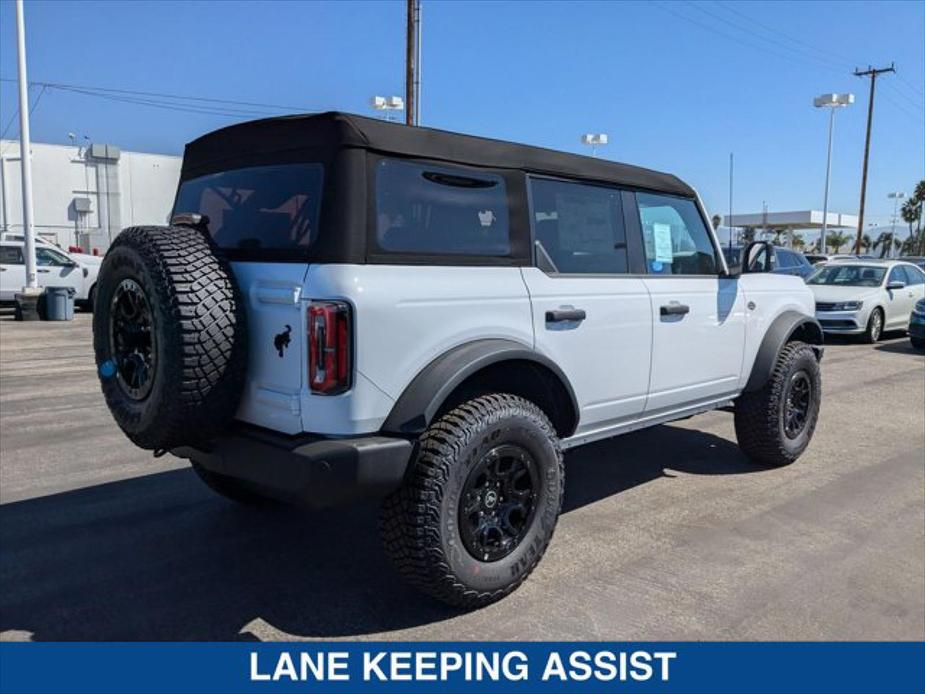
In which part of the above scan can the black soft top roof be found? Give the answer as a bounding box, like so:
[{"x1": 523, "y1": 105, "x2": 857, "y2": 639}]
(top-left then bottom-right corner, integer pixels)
[{"x1": 182, "y1": 111, "x2": 695, "y2": 198}]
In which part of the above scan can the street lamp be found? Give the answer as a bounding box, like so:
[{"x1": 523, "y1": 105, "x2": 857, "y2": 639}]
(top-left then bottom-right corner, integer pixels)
[
  {"x1": 887, "y1": 192, "x2": 905, "y2": 258},
  {"x1": 814, "y1": 92, "x2": 854, "y2": 253},
  {"x1": 580, "y1": 133, "x2": 608, "y2": 158},
  {"x1": 370, "y1": 95, "x2": 405, "y2": 122}
]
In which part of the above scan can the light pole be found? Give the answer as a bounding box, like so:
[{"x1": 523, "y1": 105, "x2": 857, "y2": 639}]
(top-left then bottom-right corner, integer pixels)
[
  {"x1": 813, "y1": 92, "x2": 854, "y2": 253},
  {"x1": 15, "y1": 0, "x2": 37, "y2": 295},
  {"x1": 370, "y1": 96, "x2": 405, "y2": 122},
  {"x1": 580, "y1": 133, "x2": 608, "y2": 158},
  {"x1": 888, "y1": 191, "x2": 905, "y2": 258}
]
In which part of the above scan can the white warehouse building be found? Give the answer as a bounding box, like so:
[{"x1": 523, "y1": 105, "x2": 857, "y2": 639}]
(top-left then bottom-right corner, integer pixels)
[{"x1": 0, "y1": 140, "x2": 181, "y2": 253}]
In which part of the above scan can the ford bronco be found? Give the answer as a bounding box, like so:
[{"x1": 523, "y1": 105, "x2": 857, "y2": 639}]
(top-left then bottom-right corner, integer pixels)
[{"x1": 93, "y1": 113, "x2": 823, "y2": 608}]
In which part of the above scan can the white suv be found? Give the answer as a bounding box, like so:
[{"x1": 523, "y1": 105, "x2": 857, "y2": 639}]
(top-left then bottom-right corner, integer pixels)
[{"x1": 92, "y1": 113, "x2": 823, "y2": 607}]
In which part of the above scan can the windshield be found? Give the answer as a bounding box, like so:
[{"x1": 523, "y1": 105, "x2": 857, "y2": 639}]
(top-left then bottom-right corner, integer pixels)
[
  {"x1": 173, "y1": 163, "x2": 323, "y2": 251},
  {"x1": 807, "y1": 264, "x2": 886, "y2": 287}
]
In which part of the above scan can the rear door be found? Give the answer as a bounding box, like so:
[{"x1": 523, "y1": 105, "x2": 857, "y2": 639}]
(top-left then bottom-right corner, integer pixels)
[
  {"x1": 634, "y1": 191, "x2": 746, "y2": 413},
  {"x1": 0, "y1": 244, "x2": 26, "y2": 301},
  {"x1": 173, "y1": 163, "x2": 324, "y2": 434},
  {"x1": 522, "y1": 177, "x2": 652, "y2": 436}
]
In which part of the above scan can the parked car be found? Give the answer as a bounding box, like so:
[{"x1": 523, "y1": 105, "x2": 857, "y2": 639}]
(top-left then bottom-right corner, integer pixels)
[
  {"x1": 804, "y1": 253, "x2": 873, "y2": 265},
  {"x1": 0, "y1": 241, "x2": 100, "y2": 309},
  {"x1": 0, "y1": 232, "x2": 103, "y2": 266},
  {"x1": 724, "y1": 244, "x2": 815, "y2": 279},
  {"x1": 909, "y1": 298, "x2": 925, "y2": 350},
  {"x1": 92, "y1": 112, "x2": 824, "y2": 608},
  {"x1": 807, "y1": 260, "x2": 925, "y2": 342},
  {"x1": 899, "y1": 256, "x2": 925, "y2": 271}
]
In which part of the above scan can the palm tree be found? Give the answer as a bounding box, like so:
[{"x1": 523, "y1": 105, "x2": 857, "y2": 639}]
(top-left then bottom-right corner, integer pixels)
[
  {"x1": 860, "y1": 233, "x2": 872, "y2": 254},
  {"x1": 827, "y1": 231, "x2": 849, "y2": 253},
  {"x1": 901, "y1": 180, "x2": 924, "y2": 254},
  {"x1": 873, "y1": 231, "x2": 894, "y2": 258},
  {"x1": 792, "y1": 233, "x2": 805, "y2": 251}
]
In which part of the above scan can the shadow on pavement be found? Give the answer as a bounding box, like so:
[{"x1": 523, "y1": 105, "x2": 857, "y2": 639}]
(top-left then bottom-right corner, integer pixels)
[
  {"x1": 874, "y1": 339, "x2": 921, "y2": 355},
  {"x1": 0, "y1": 424, "x2": 763, "y2": 641}
]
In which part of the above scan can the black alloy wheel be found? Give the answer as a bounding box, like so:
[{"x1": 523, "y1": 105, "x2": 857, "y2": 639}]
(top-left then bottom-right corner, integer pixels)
[
  {"x1": 109, "y1": 278, "x2": 157, "y2": 401},
  {"x1": 782, "y1": 371, "x2": 812, "y2": 439},
  {"x1": 459, "y1": 444, "x2": 539, "y2": 562}
]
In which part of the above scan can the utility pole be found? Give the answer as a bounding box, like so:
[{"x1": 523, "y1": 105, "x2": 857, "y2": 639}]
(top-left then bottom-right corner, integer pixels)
[
  {"x1": 853, "y1": 63, "x2": 895, "y2": 254},
  {"x1": 405, "y1": 0, "x2": 421, "y2": 126}
]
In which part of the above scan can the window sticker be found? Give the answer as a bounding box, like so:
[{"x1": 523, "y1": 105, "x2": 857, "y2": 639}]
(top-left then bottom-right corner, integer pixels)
[{"x1": 653, "y1": 223, "x2": 674, "y2": 263}]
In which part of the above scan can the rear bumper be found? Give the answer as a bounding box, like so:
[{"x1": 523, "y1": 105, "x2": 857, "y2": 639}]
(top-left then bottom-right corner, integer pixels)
[{"x1": 172, "y1": 425, "x2": 412, "y2": 509}]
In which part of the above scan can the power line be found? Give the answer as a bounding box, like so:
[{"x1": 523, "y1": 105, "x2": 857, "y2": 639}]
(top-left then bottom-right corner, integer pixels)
[
  {"x1": 0, "y1": 77, "x2": 320, "y2": 115},
  {"x1": 0, "y1": 84, "x2": 46, "y2": 151}
]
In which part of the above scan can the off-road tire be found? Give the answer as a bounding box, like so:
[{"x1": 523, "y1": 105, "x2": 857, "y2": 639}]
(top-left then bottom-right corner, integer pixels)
[
  {"x1": 380, "y1": 394, "x2": 564, "y2": 609},
  {"x1": 190, "y1": 461, "x2": 270, "y2": 507},
  {"x1": 734, "y1": 341, "x2": 821, "y2": 467},
  {"x1": 862, "y1": 308, "x2": 883, "y2": 344},
  {"x1": 92, "y1": 225, "x2": 247, "y2": 450}
]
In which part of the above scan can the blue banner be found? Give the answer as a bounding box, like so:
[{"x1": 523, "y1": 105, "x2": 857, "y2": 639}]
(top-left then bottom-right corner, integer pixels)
[{"x1": 1, "y1": 642, "x2": 923, "y2": 694}]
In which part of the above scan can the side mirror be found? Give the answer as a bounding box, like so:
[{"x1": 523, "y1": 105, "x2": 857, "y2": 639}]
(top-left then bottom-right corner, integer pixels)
[
  {"x1": 742, "y1": 241, "x2": 774, "y2": 273},
  {"x1": 887, "y1": 280, "x2": 906, "y2": 290}
]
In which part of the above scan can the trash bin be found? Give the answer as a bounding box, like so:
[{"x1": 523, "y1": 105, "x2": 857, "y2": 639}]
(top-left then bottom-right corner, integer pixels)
[{"x1": 44, "y1": 286, "x2": 76, "y2": 321}]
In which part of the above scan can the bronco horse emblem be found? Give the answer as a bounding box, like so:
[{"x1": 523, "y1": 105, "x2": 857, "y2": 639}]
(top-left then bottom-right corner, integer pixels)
[{"x1": 273, "y1": 325, "x2": 292, "y2": 358}]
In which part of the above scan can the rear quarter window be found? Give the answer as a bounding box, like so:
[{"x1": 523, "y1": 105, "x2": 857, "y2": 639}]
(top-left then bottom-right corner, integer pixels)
[
  {"x1": 374, "y1": 159, "x2": 510, "y2": 257},
  {"x1": 173, "y1": 163, "x2": 323, "y2": 252}
]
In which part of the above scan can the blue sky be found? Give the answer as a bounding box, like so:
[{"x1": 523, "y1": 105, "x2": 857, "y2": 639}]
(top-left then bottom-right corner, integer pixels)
[{"x1": 1, "y1": 0, "x2": 923, "y2": 228}]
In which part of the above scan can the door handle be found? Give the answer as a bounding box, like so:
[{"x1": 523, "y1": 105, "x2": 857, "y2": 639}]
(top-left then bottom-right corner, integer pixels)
[
  {"x1": 545, "y1": 308, "x2": 586, "y2": 323},
  {"x1": 660, "y1": 302, "x2": 690, "y2": 316},
  {"x1": 37, "y1": 268, "x2": 50, "y2": 273}
]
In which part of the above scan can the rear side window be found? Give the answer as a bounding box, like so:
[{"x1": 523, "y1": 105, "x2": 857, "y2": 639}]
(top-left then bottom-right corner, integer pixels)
[
  {"x1": 636, "y1": 192, "x2": 718, "y2": 275},
  {"x1": 529, "y1": 177, "x2": 628, "y2": 274},
  {"x1": 0, "y1": 246, "x2": 23, "y2": 264},
  {"x1": 375, "y1": 159, "x2": 510, "y2": 256},
  {"x1": 777, "y1": 249, "x2": 796, "y2": 268},
  {"x1": 904, "y1": 265, "x2": 925, "y2": 285},
  {"x1": 174, "y1": 163, "x2": 323, "y2": 251}
]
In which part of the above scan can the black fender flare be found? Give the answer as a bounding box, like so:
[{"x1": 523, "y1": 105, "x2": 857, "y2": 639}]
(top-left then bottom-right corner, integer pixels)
[
  {"x1": 744, "y1": 311, "x2": 824, "y2": 392},
  {"x1": 381, "y1": 339, "x2": 579, "y2": 436}
]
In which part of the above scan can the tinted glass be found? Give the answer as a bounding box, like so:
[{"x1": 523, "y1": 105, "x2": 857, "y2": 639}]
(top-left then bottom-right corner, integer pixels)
[
  {"x1": 636, "y1": 192, "x2": 717, "y2": 275},
  {"x1": 888, "y1": 266, "x2": 909, "y2": 285},
  {"x1": 375, "y1": 159, "x2": 510, "y2": 256},
  {"x1": 35, "y1": 248, "x2": 71, "y2": 266},
  {"x1": 903, "y1": 265, "x2": 925, "y2": 285},
  {"x1": 0, "y1": 246, "x2": 23, "y2": 264},
  {"x1": 529, "y1": 178, "x2": 628, "y2": 274},
  {"x1": 174, "y1": 163, "x2": 324, "y2": 251},
  {"x1": 807, "y1": 265, "x2": 886, "y2": 287},
  {"x1": 776, "y1": 249, "x2": 796, "y2": 268}
]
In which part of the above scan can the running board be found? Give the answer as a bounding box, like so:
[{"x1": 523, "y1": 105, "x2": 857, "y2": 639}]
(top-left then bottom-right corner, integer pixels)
[{"x1": 561, "y1": 397, "x2": 735, "y2": 450}]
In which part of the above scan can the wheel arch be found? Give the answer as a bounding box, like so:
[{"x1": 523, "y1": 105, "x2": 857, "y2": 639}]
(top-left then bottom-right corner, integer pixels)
[
  {"x1": 744, "y1": 311, "x2": 824, "y2": 392},
  {"x1": 380, "y1": 339, "x2": 579, "y2": 438}
]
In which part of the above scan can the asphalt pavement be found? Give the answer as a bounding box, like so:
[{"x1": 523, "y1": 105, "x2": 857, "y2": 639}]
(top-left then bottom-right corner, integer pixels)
[{"x1": 1, "y1": 312, "x2": 923, "y2": 641}]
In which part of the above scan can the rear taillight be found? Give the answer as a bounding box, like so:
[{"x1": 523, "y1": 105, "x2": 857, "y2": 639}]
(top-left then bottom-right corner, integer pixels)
[{"x1": 308, "y1": 300, "x2": 352, "y2": 395}]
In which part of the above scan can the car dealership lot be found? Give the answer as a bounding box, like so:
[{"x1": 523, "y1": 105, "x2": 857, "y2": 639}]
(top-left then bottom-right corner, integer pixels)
[{"x1": 0, "y1": 312, "x2": 922, "y2": 642}]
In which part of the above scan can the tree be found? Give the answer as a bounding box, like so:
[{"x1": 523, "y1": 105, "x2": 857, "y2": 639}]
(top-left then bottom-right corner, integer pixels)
[
  {"x1": 859, "y1": 233, "x2": 872, "y2": 253},
  {"x1": 827, "y1": 231, "x2": 850, "y2": 253},
  {"x1": 711, "y1": 214, "x2": 722, "y2": 230},
  {"x1": 792, "y1": 233, "x2": 805, "y2": 251},
  {"x1": 873, "y1": 231, "x2": 894, "y2": 258}
]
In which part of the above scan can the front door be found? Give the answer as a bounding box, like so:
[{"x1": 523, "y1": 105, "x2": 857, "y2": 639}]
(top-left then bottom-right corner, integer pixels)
[
  {"x1": 34, "y1": 247, "x2": 85, "y2": 298},
  {"x1": 522, "y1": 177, "x2": 652, "y2": 436},
  {"x1": 884, "y1": 265, "x2": 921, "y2": 329},
  {"x1": 634, "y1": 191, "x2": 746, "y2": 413}
]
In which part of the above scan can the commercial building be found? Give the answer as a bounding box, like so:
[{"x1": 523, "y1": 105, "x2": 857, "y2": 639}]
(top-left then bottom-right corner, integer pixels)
[{"x1": 0, "y1": 140, "x2": 181, "y2": 252}]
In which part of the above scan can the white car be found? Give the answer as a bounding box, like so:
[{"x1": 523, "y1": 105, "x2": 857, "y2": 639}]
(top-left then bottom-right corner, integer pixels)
[
  {"x1": 0, "y1": 241, "x2": 100, "y2": 308},
  {"x1": 0, "y1": 232, "x2": 103, "y2": 266},
  {"x1": 808, "y1": 260, "x2": 925, "y2": 342}
]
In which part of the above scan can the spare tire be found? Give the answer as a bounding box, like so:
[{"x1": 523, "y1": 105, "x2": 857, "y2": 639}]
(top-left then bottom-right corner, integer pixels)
[{"x1": 92, "y1": 225, "x2": 247, "y2": 451}]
